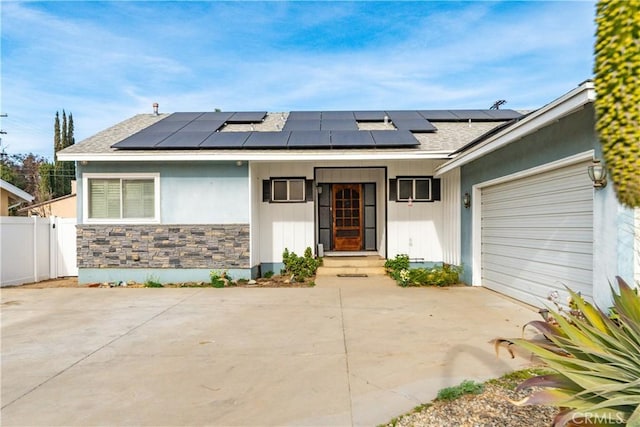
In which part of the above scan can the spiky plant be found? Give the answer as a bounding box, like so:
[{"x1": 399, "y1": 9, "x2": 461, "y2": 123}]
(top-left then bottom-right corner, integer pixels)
[
  {"x1": 506, "y1": 277, "x2": 640, "y2": 426},
  {"x1": 594, "y1": 0, "x2": 640, "y2": 208}
]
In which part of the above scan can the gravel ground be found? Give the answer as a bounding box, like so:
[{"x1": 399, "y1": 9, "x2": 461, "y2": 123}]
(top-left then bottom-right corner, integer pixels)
[{"x1": 383, "y1": 373, "x2": 558, "y2": 427}]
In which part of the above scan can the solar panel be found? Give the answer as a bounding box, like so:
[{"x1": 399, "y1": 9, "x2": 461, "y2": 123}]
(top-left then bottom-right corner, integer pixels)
[
  {"x1": 370, "y1": 130, "x2": 420, "y2": 147},
  {"x1": 386, "y1": 111, "x2": 424, "y2": 121},
  {"x1": 155, "y1": 131, "x2": 213, "y2": 149},
  {"x1": 112, "y1": 131, "x2": 171, "y2": 149},
  {"x1": 200, "y1": 132, "x2": 251, "y2": 148},
  {"x1": 283, "y1": 120, "x2": 321, "y2": 131},
  {"x1": 482, "y1": 109, "x2": 523, "y2": 120},
  {"x1": 321, "y1": 120, "x2": 358, "y2": 131},
  {"x1": 418, "y1": 110, "x2": 460, "y2": 121},
  {"x1": 287, "y1": 111, "x2": 322, "y2": 120},
  {"x1": 330, "y1": 131, "x2": 375, "y2": 147},
  {"x1": 135, "y1": 120, "x2": 190, "y2": 133},
  {"x1": 227, "y1": 112, "x2": 267, "y2": 123},
  {"x1": 243, "y1": 132, "x2": 291, "y2": 148},
  {"x1": 162, "y1": 112, "x2": 206, "y2": 121},
  {"x1": 180, "y1": 119, "x2": 226, "y2": 132},
  {"x1": 392, "y1": 119, "x2": 437, "y2": 132},
  {"x1": 287, "y1": 131, "x2": 331, "y2": 147},
  {"x1": 450, "y1": 110, "x2": 494, "y2": 121},
  {"x1": 321, "y1": 111, "x2": 355, "y2": 120},
  {"x1": 353, "y1": 111, "x2": 387, "y2": 121},
  {"x1": 196, "y1": 112, "x2": 234, "y2": 121}
]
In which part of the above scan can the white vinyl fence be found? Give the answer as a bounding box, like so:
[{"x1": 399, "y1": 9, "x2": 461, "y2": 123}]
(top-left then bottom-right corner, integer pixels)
[{"x1": 0, "y1": 216, "x2": 77, "y2": 287}]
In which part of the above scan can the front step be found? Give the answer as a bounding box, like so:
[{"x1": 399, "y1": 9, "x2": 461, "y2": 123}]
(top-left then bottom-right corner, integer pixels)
[{"x1": 317, "y1": 256, "x2": 387, "y2": 276}]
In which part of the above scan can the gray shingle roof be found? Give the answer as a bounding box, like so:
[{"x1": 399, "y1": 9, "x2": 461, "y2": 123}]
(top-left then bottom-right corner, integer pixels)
[{"x1": 58, "y1": 111, "x2": 516, "y2": 158}]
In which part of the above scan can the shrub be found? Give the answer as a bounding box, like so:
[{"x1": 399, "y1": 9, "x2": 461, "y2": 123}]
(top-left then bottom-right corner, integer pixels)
[
  {"x1": 503, "y1": 277, "x2": 640, "y2": 426},
  {"x1": 263, "y1": 270, "x2": 274, "y2": 279},
  {"x1": 209, "y1": 270, "x2": 226, "y2": 288},
  {"x1": 282, "y1": 247, "x2": 320, "y2": 281},
  {"x1": 144, "y1": 276, "x2": 163, "y2": 288},
  {"x1": 436, "y1": 380, "x2": 484, "y2": 401},
  {"x1": 385, "y1": 254, "x2": 461, "y2": 287}
]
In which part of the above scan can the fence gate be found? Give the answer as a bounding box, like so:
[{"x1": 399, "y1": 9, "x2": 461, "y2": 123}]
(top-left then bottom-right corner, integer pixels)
[{"x1": 52, "y1": 217, "x2": 78, "y2": 277}]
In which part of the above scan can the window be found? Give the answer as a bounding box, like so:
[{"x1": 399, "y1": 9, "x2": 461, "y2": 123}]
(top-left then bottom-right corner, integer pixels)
[
  {"x1": 271, "y1": 178, "x2": 305, "y2": 202},
  {"x1": 397, "y1": 177, "x2": 432, "y2": 201},
  {"x1": 84, "y1": 174, "x2": 159, "y2": 222}
]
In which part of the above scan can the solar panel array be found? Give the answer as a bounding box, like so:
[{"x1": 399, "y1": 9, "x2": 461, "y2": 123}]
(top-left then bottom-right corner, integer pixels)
[
  {"x1": 112, "y1": 109, "x2": 522, "y2": 150},
  {"x1": 115, "y1": 129, "x2": 420, "y2": 150}
]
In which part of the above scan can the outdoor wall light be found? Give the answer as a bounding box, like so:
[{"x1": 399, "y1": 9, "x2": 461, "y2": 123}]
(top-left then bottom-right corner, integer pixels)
[
  {"x1": 587, "y1": 159, "x2": 607, "y2": 189},
  {"x1": 463, "y1": 192, "x2": 471, "y2": 209}
]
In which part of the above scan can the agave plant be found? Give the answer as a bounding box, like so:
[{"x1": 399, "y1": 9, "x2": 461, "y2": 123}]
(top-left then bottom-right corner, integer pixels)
[{"x1": 500, "y1": 277, "x2": 640, "y2": 426}]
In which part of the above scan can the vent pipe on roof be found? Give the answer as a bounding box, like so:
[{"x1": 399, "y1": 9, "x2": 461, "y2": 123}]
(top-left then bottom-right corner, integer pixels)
[{"x1": 153, "y1": 103, "x2": 159, "y2": 115}]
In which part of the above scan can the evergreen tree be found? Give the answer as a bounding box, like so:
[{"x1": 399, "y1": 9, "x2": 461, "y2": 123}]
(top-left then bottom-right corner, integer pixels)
[
  {"x1": 594, "y1": 0, "x2": 640, "y2": 208},
  {"x1": 49, "y1": 110, "x2": 77, "y2": 198}
]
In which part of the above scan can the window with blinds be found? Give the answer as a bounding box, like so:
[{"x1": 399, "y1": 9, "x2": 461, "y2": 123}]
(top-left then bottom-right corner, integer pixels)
[{"x1": 87, "y1": 177, "x2": 157, "y2": 220}]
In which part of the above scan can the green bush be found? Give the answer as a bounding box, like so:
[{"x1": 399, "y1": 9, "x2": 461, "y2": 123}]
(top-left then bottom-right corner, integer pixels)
[
  {"x1": 282, "y1": 247, "x2": 320, "y2": 281},
  {"x1": 436, "y1": 380, "x2": 484, "y2": 401},
  {"x1": 144, "y1": 275, "x2": 163, "y2": 288},
  {"x1": 505, "y1": 277, "x2": 640, "y2": 426},
  {"x1": 209, "y1": 270, "x2": 226, "y2": 288},
  {"x1": 263, "y1": 270, "x2": 274, "y2": 279},
  {"x1": 385, "y1": 255, "x2": 461, "y2": 287}
]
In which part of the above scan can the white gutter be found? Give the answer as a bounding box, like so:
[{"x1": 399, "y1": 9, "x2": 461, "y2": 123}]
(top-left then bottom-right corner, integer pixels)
[
  {"x1": 435, "y1": 81, "x2": 596, "y2": 176},
  {"x1": 57, "y1": 150, "x2": 453, "y2": 162}
]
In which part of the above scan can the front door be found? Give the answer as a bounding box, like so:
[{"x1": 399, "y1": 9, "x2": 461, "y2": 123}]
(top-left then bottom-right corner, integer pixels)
[{"x1": 332, "y1": 184, "x2": 363, "y2": 251}]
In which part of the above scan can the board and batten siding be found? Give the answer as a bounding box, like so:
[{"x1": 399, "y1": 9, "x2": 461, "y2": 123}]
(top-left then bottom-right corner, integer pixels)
[
  {"x1": 386, "y1": 159, "x2": 446, "y2": 263},
  {"x1": 480, "y1": 160, "x2": 594, "y2": 306},
  {"x1": 253, "y1": 162, "x2": 315, "y2": 264},
  {"x1": 441, "y1": 168, "x2": 461, "y2": 266}
]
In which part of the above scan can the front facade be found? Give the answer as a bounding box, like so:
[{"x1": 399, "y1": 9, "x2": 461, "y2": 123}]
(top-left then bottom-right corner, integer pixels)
[
  {"x1": 59, "y1": 81, "x2": 638, "y2": 308},
  {"x1": 59, "y1": 109, "x2": 512, "y2": 284}
]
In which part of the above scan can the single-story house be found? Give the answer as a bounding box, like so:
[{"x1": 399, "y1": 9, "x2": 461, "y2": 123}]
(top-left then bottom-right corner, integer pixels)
[
  {"x1": 19, "y1": 181, "x2": 77, "y2": 218},
  {"x1": 0, "y1": 179, "x2": 34, "y2": 216},
  {"x1": 58, "y1": 80, "x2": 638, "y2": 308}
]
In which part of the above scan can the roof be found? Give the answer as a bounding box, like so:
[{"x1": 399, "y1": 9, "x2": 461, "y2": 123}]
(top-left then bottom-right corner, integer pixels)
[
  {"x1": 0, "y1": 179, "x2": 34, "y2": 203},
  {"x1": 58, "y1": 109, "x2": 522, "y2": 162},
  {"x1": 436, "y1": 81, "x2": 596, "y2": 175}
]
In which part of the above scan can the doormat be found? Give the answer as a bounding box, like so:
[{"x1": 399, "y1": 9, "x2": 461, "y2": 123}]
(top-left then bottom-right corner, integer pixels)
[{"x1": 337, "y1": 274, "x2": 368, "y2": 277}]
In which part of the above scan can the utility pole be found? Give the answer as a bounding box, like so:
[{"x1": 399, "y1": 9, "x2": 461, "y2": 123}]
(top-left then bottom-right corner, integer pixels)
[{"x1": 0, "y1": 113, "x2": 7, "y2": 164}]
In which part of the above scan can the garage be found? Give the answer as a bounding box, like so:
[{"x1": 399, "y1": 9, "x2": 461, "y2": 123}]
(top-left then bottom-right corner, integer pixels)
[{"x1": 481, "y1": 160, "x2": 594, "y2": 307}]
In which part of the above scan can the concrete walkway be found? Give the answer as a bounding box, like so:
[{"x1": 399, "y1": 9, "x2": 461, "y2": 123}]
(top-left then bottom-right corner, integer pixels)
[{"x1": 1, "y1": 277, "x2": 538, "y2": 426}]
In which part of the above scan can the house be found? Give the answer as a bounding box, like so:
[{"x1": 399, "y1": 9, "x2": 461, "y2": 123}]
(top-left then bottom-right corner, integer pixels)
[
  {"x1": 19, "y1": 181, "x2": 77, "y2": 218},
  {"x1": 0, "y1": 179, "x2": 34, "y2": 216},
  {"x1": 58, "y1": 81, "x2": 638, "y2": 308}
]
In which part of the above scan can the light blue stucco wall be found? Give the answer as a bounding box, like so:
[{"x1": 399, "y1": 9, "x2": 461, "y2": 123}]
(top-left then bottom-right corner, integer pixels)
[
  {"x1": 76, "y1": 161, "x2": 250, "y2": 284},
  {"x1": 459, "y1": 104, "x2": 636, "y2": 307},
  {"x1": 76, "y1": 161, "x2": 249, "y2": 224}
]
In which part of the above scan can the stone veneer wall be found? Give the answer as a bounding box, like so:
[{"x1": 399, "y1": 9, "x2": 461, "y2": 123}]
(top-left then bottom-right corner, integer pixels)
[{"x1": 77, "y1": 224, "x2": 250, "y2": 269}]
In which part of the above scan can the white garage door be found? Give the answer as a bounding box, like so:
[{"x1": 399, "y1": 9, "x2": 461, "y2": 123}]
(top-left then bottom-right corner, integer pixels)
[{"x1": 481, "y1": 161, "x2": 593, "y2": 307}]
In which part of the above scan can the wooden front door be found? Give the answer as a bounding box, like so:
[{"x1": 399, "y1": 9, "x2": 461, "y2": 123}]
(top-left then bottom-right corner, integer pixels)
[{"x1": 332, "y1": 184, "x2": 363, "y2": 251}]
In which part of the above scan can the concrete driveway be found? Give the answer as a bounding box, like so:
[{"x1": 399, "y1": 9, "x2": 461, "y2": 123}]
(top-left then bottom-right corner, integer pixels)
[{"x1": 1, "y1": 276, "x2": 537, "y2": 426}]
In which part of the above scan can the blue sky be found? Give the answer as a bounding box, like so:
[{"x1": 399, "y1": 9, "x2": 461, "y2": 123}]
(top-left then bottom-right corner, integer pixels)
[{"x1": 2, "y1": 1, "x2": 596, "y2": 160}]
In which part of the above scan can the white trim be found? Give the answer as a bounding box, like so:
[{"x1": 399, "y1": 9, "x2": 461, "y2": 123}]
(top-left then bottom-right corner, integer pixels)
[
  {"x1": 82, "y1": 172, "x2": 160, "y2": 224},
  {"x1": 59, "y1": 151, "x2": 452, "y2": 163},
  {"x1": 436, "y1": 81, "x2": 596, "y2": 176},
  {"x1": 470, "y1": 151, "x2": 595, "y2": 286}
]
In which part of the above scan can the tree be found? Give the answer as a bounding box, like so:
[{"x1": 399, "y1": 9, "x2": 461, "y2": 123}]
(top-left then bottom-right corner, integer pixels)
[
  {"x1": 594, "y1": 0, "x2": 640, "y2": 208},
  {"x1": 48, "y1": 110, "x2": 76, "y2": 198}
]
